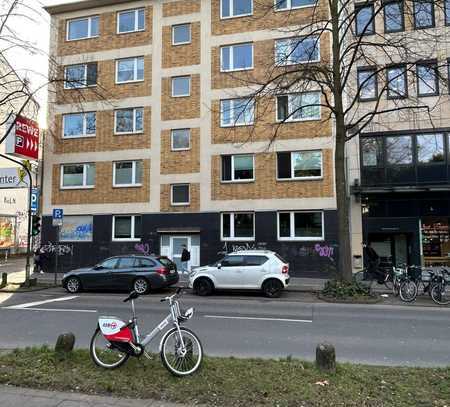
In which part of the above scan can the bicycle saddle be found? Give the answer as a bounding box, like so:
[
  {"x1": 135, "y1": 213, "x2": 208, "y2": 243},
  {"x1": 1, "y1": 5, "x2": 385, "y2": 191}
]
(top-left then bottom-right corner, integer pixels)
[{"x1": 123, "y1": 291, "x2": 140, "y2": 302}]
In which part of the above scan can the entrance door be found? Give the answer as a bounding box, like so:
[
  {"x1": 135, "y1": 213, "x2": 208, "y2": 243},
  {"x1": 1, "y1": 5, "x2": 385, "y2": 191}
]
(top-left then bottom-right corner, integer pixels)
[{"x1": 170, "y1": 236, "x2": 190, "y2": 272}]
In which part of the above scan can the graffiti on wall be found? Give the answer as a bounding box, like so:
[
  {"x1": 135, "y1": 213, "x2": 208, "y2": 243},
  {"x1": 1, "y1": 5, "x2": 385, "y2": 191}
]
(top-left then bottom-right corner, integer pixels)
[
  {"x1": 314, "y1": 243, "x2": 335, "y2": 259},
  {"x1": 40, "y1": 242, "x2": 74, "y2": 256},
  {"x1": 59, "y1": 216, "x2": 93, "y2": 242},
  {"x1": 135, "y1": 242, "x2": 151, "y2": 256}
]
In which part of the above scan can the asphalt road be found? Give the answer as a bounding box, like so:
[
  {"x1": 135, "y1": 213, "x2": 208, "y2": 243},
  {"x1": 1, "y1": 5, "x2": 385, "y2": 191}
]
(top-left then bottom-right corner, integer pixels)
[{"x1": 1, "y1": 287, "x2": 449, "y2": 367}]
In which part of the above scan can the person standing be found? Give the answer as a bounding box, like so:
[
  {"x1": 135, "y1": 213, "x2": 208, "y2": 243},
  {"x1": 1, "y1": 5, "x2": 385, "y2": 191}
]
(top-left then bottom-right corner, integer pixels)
[{"x1": 181, "y1": 244, "x2": 190, "y2": 275}]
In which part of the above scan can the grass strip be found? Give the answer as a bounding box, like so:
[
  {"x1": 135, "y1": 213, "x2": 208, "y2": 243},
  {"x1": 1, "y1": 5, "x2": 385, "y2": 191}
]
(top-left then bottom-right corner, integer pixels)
[{"x1": 0, "y1": 347, "x2": 449, "y2": 406}]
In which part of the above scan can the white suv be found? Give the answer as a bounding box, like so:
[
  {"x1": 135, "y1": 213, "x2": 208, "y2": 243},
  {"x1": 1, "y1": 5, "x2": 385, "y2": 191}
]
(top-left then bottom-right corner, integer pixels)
[{"x1": 188, "y1": 250, "x2": 290, "y2": 298}]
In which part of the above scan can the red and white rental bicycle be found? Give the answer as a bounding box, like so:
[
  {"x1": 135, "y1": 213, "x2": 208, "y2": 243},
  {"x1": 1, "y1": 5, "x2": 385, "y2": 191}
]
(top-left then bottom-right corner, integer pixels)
[{"x1": 89, "y1": 288, "x2": 203, "y2": 376}]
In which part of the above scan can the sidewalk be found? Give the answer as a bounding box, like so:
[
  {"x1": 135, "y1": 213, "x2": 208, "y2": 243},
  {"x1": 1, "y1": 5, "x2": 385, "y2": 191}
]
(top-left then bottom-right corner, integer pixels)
[{"x1": 0, "y1": 385, "x2": 194, "y2": 407}]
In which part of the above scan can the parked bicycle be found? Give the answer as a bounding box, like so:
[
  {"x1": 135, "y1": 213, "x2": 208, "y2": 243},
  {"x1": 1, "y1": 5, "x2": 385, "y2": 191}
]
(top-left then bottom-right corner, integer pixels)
[
  {"x1": 430, "y1": 268, "x2": 450, "y2": 305},
  {"x1": 354, "y1": 265, "x2": 395, "y2": 294},
  {"x1": 89, "y1": 288, "x2": 203, "y2": 376}
]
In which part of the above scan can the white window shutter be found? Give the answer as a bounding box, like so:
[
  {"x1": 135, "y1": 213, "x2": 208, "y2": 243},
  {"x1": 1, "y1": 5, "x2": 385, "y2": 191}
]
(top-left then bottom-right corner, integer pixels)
[
  {"x1": 190, "y1": 245, "x2": 200, "y2": 267},
  {"x1": 161, "y1": 246, "x2": 170, "y2": 257}
]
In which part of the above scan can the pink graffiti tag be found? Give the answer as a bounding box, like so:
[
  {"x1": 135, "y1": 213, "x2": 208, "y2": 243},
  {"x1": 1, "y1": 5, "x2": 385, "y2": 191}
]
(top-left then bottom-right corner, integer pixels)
[
  {"x1": 135, "y1": 243, "x2": 150, "y2": 256},
  {"x1": 314, "y1": 244, "x2": 334, "y2": 259}
]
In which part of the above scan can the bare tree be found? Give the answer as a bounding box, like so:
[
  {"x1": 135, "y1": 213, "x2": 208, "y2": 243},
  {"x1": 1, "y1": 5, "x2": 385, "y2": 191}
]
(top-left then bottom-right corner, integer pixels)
[{"x1": 221, "y1": 0, "x2": 449, "y2": 281}]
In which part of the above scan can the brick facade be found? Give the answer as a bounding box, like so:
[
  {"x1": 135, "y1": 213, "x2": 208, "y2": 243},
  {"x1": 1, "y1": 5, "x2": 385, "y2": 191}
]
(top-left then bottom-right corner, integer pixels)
[
  {"x1": 161, "y1": 74, "x2": 200, "y2": 121},
  {"x1": 162, "y1": 22, "x2": 201, "y2": 68},
  {"x1": 160, "y1": 128, "x2": 200, "y2": 174},
  {"x1": 162, "y1": 0, "x2": 201, "y2": 17},
  {"x1": 160, "y1": 183, "x2": 200, "y2": 212},
  {"x1": 211, "y1": 149, "x2": 334, "y2": 200}
]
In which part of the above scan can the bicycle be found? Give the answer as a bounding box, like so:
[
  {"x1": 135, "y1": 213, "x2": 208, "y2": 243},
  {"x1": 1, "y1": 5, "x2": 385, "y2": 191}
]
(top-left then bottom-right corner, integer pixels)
[
  {"x1": 399, "y1": 266, "x2": 444, "y2": 303},
  {"x1": 430, "y1": 269, "x2": 450, "y2": 305},
  {"x1": 89, "y1": 288, "x2": 203, "y2": 376},
  {"x1": 354, "y1": 265, "x2": 395, "y2": 294}
]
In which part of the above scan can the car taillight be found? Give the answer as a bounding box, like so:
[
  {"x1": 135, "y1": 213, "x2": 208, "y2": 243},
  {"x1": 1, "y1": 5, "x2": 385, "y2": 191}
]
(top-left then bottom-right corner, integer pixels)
[
  {"x1": 282, "y1": 265, "x2": 289, "y2": 274},
  {"x1": 156, "y1": 267, "x2": 169, "y2": 276}
]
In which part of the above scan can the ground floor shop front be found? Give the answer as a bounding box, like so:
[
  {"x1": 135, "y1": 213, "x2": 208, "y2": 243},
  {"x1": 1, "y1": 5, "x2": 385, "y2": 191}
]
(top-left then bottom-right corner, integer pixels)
[{"x1": 40, "y1": 210, "x2": 339, "y2": 277}]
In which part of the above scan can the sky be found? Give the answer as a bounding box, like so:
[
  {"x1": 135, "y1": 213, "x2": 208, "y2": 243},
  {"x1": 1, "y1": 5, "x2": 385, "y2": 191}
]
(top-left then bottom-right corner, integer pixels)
[{"x1": 4, "y1": 0, "x2": 76, "y2": 127}]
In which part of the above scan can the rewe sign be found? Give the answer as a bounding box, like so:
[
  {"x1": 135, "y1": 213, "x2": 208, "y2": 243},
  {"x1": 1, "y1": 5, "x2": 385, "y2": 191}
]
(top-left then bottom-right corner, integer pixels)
[{"x1": 5, "y1": 115, "x2": 40, "y2": 160}]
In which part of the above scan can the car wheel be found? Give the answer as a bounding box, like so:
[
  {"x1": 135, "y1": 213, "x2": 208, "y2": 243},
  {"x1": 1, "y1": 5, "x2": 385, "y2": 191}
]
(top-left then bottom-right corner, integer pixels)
[
  {"x1": 193, "y1": 278, "x2": 214, "y2": 296},
  {"x1": 262, "y1": 279, "x2": 283, "y2": 298},
  {"x1": 133, "y1": 278, "x2": 150, "y2": 295},
  {"x1": 65, "y1": 276, "x2": 82, "y2": 293}
]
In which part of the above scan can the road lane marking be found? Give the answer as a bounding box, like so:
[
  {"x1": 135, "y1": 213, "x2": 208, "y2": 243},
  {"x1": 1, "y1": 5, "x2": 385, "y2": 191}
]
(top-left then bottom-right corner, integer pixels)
[
  {"x1": 204, "y1": 315, "x2": 312, "y2": 323},
  {"x1": 1, "y1": 307, "x2": 96, "y2": 313},
  {"x1": 3, "y1": 295, "x2": 79, "y2": 309}
]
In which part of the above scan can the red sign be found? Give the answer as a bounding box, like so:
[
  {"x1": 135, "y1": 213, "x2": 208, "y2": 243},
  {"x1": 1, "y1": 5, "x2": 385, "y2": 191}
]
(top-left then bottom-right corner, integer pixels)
[{"x1": 6, "y1": 116, "x2": 39, "y2": 160}]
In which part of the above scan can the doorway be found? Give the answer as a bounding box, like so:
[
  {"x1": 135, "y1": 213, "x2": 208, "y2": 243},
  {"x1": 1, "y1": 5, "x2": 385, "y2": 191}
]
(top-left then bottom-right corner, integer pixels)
[
  {"x1": 368, "y1": 233, "x2": 410, "y2": 267},
  {"x1": 160, "y1": 234, "x2": 200, "y2": 272}
]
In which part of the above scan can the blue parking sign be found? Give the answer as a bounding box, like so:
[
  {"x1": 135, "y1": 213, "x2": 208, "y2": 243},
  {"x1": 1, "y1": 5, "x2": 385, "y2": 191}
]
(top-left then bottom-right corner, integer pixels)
[
  {"x1": 31, "y1": 188, "x2": 39, "y2": 215},
  {"x1": 52, "y1": 208, "x2": 63, "y2": 226}
]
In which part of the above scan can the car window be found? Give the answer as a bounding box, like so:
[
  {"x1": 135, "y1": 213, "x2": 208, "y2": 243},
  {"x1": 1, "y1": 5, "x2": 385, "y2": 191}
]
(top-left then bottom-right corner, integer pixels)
[
  {"x1": 117, "y1": 257, "x2": 136, "y2": 269},
  {"x1": 158, "y1": 257, "x2": 176, "y2": 269},
  {"x1": 136, "y1": 258, "x2": 156, "y2": 268},
  {"x1": 221, "y1": 255, "x2": 245, "y2": 267},
  {"x1": 245, "y1": 255, "x2": 268, "y2": 266},
  {"x1": 100, "y1": 258, "x2": 119, "y2": 269},
  {"x1": 274, "y1": 253, "x2": 287, "y2": 263}
]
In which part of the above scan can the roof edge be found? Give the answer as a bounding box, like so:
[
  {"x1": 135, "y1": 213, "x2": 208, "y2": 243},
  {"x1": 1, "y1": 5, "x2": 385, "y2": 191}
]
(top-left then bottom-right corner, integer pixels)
[{"x1": 44, "y1": 0, "x2": 140, "y2": 15}]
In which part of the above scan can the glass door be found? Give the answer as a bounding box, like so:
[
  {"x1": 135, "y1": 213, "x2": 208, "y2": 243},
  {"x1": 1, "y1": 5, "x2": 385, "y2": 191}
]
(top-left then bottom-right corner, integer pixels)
[{"x1": 170, "y1": 236, "x2": 190, "y2": 272}]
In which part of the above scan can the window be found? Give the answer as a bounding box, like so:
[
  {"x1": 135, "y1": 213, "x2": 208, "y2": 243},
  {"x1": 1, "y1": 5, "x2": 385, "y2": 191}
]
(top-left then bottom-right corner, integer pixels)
[
  {"x1": 64, "y1": 63, "x2": 97, "y2": 89},
  {"x1": 171, "y1": 129, "x2": 190, "y2": 150},
  {"x1": 221, "y1": 43, "x2": 253, "y2": 71},
  {"x1": 61, "y1": 163, "x2": 95, "y2": 189},
  {"x1": 386, "y1": 65, "x2": 407, "y2": 98},
  {"x1": 417, "y1": 62, "x2": 438, "y2": 96},
  {"x1": 245, "y1": 255, "x2": 268, "y2": 266},
  {"x1": 67, "y1": 16, "x2": 99, "y2": 40},
  {"x1": 446, "y1": 0, "x2": 450, "y2": 25},
  {"x1": 275, "y1": 36, "x2": 320, "y2": 65},
  {"x1": 276, "y1": 92, "x2": 320, "y2": 121},
  {"x1": 221, "y1": 0, "x2": 253, "y2": 18},
  {"x1": 220, "y1": 98, "x2": 254, "y2": 126},
  {"x1": 136, "y1": 258, "x2": 156, "y2": 268},
  {"x1": 361, "y1": 137, "x2": 383, "y2": 167},
  {"x1": 384, "y1": 1, "x2": 404, "y2": 32},
  {"x1": 63, "y1": 112, "x2": 96, "y2": 138},
  {"x1": 117, "y1": 8, "x2": 145, "y2": 33},
  {"x1": 413, "y1": 0, "x2": 434, "y2": 29},
  {"x1": 221, "y1": 255, "x2": 246, "y2": 266},
  {"x1": 417, "y1": 134, "x2": 444, "y2": 163},
  {"x1": 171, "y1": 76, "x2": 191, "y2": 97},
  {"x1": 171, "y1": 184, "x2": 190, "y2": 205},
  {"x1": 117, "y1": 257, "x2": 136, "y2": 269},
  {"x1": 113, "y1": 161, "x2": 143, "y2": 187},
  {"x1": 172, "y1": 24, "x2": 191, "y2": 45},
  {"x1": 277, "y1": 151, "x2": 322, "y2": 179},
  {"x1": 278, "y1": 211, "x2": 324, "y2": 240},
  {"x1": 222, "y1": 154, "x2": 255, "y2": 182},
  {"x1": 386, "y1": 136, "x2": 413, "y2": 165},
  {"x1": 355, "y1": 4, "x2": 375, "y2": 35},
  {"x1": 357, "y1": 67, "x2": 377, "y2": 100},
  {"x1": 114, "y1": 108, "x2": 143, "y2": 134},
  {"x1": 112, "y1": 215, "x2": 141, "y2": 241},
  {"x1": 221, "y1": 213, "x2": 254, "y2": 240},
  {"x1": 99, "y1": 258, "x2": 119, "y2": 269},
  {"x1": 116, "y1": 57, "x2": 144, "y2": 83},
  {"x1": 274, "y1": 0, "x2": 317, "y2": 11}
]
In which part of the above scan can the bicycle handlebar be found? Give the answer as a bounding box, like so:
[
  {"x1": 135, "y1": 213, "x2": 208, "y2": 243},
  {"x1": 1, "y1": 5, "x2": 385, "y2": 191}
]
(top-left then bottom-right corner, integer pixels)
[{"x1": 160, "y1": 287, "x2": 184, "y2": 302}]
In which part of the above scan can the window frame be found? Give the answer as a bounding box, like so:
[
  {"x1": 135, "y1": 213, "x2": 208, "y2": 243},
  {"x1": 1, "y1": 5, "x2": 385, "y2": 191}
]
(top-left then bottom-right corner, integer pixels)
[
  {"x1": 60, "y1": 163, "x2": 95, "y2": 190},
  {"x1": 114, "y1": 107, "x2": 144, "y2": 135},
  {"x1": 171, "y1": 76, "x2": 191, "y2": 97},
  {"x1": 220, "y1": 42, "x2": 254, "y2": 72},
  {"x1": 355, "y1": 3, "x2": 375, "y2": 36},
  {"x1": 115, "y1": 56, "x2": 144, "y2": 84},
  {"x1": 171, "y1": 128, "x2": 191, "y2": 151},
  {"x1": 277, "y1": 150, "x2": 323, "y2": 181},
  {"x1": 66, "y1": 15, "x2": 99, "y2": 41},
  {"x1": 220, "y1": 0, "x2": 254, "y2": 19},
  {"x1": 416, "y1": 61, "x2": 439, "y2": 97},
  {"x1": 277, "y1": 211, "x2": 324, "y2": 241},
  {"x1": 171, "y1": 184, "x2": 190, "y2": 206},
  {"x1": 274, "y1": 36, "x2": 320, "y2": 66},
  {"x1": 220, "y1": 97, "x2": 255, "y2": 127},
  {"x1": 222, "y1": 154, "x2": 256, "y2": 183},
  {"x1": 383, "y1": 0, "x2": 404, "y2": 33},
  {"x1": 113, "y1": 160, "x2": 143, "y2": 187},
  {"x1": 413, "y1": 0, "x2": 435, "y2": 30},
  {"x1": 386, "y1": 64, "x2": 408, "y2": 99},
  {"x1": 445, "y1": 0, "x2": 450, "y2": 26},
  {"x1": 385, "y1": 135, "x2": 413, "y2": 166},
  {"x1": 416, "y1": 133, "x2": 445, "y2": 165},
  {"x1": 117, "y1": 8, "x2": 145, "y2": 34},
  {"x1": 357, "y1": 66, "x2": 378, "y2": 101},
  {"x1": 275, "y1": 91, "x2": 321, "y2": 122},
  {"x1": 62, "y1": 111, "x2": 96, "y2": 139},
  {"x1": 220, "y1": 212, "x2": 255, "y2": 241},
  {"x1": 172, "y1": 23, "x2": 192, "y2": 45},
  {"x1": 64, "y1": 63, "x2": 97, "y2": 89},
  {"x1": 274, "y1": 0, "x2": 317, "y2": 12},
  {"x1": 112, "y1": 215, "x2": 141, "y2": 241}
]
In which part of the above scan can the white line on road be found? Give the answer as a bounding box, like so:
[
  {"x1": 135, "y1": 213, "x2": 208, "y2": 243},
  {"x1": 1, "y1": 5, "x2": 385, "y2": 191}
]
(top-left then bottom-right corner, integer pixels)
[
  {"x1": 1, "y1": 307, "x2": 96, "y2": 313},
  {"x1": 204, "y1": 315, "x2": 313, "y2": 323},
  {"x1": 3, "y1": 295, "x2": 79, "y2": 309}
]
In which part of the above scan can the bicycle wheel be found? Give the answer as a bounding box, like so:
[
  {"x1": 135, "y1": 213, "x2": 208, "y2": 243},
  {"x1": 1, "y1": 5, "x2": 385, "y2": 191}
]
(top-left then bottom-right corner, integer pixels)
[
  {"x1": 160, "y1": 327, "x2": 203, "y2": 377},
  {"x1": 431, "y1": 283, "x2": 450, "y2": 306},
  {"x1": 90, "y1": 327, "x2": 129, "y2": 369},
  {"x1": 399, "y1": 280, "x2": 418, "y2": 303}
]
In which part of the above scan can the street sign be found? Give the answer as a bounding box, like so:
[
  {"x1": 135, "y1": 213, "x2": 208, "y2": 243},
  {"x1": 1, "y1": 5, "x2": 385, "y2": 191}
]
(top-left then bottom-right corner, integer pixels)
[
  {"x1": 5, "y1": 115, "x2": 40, "y2": 160},
  {"x1": 52, "y1": 208, "x2": 63, "y2": 227},
  {"x1": 31, "y1": 188, "x2": 39, "y2": 215},
  {"x1": 0, "y1": 168, "x2": 30, "y2": 189}
]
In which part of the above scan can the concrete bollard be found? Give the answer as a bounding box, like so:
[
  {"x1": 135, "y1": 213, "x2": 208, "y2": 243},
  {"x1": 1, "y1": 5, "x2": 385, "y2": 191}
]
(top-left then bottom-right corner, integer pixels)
[
  {"x1": 315, "y1": 342, "x2": 336, "y2": 373},
  {"x1": 55, "y1": 332, "x2": 75, "y2": 360},
  {"x1": 1, "y1": 272, "x2": 7, "y2": 288}
]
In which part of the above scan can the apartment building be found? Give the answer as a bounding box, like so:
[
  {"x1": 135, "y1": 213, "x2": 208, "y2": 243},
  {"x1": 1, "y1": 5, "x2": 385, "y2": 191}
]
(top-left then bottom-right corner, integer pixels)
[
  {"x1": 43, "y1": 0, "x2": 337, "y2": 275},
  {"x1": 348, "y1": 0, "x2": 450, "y2": 268}
]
